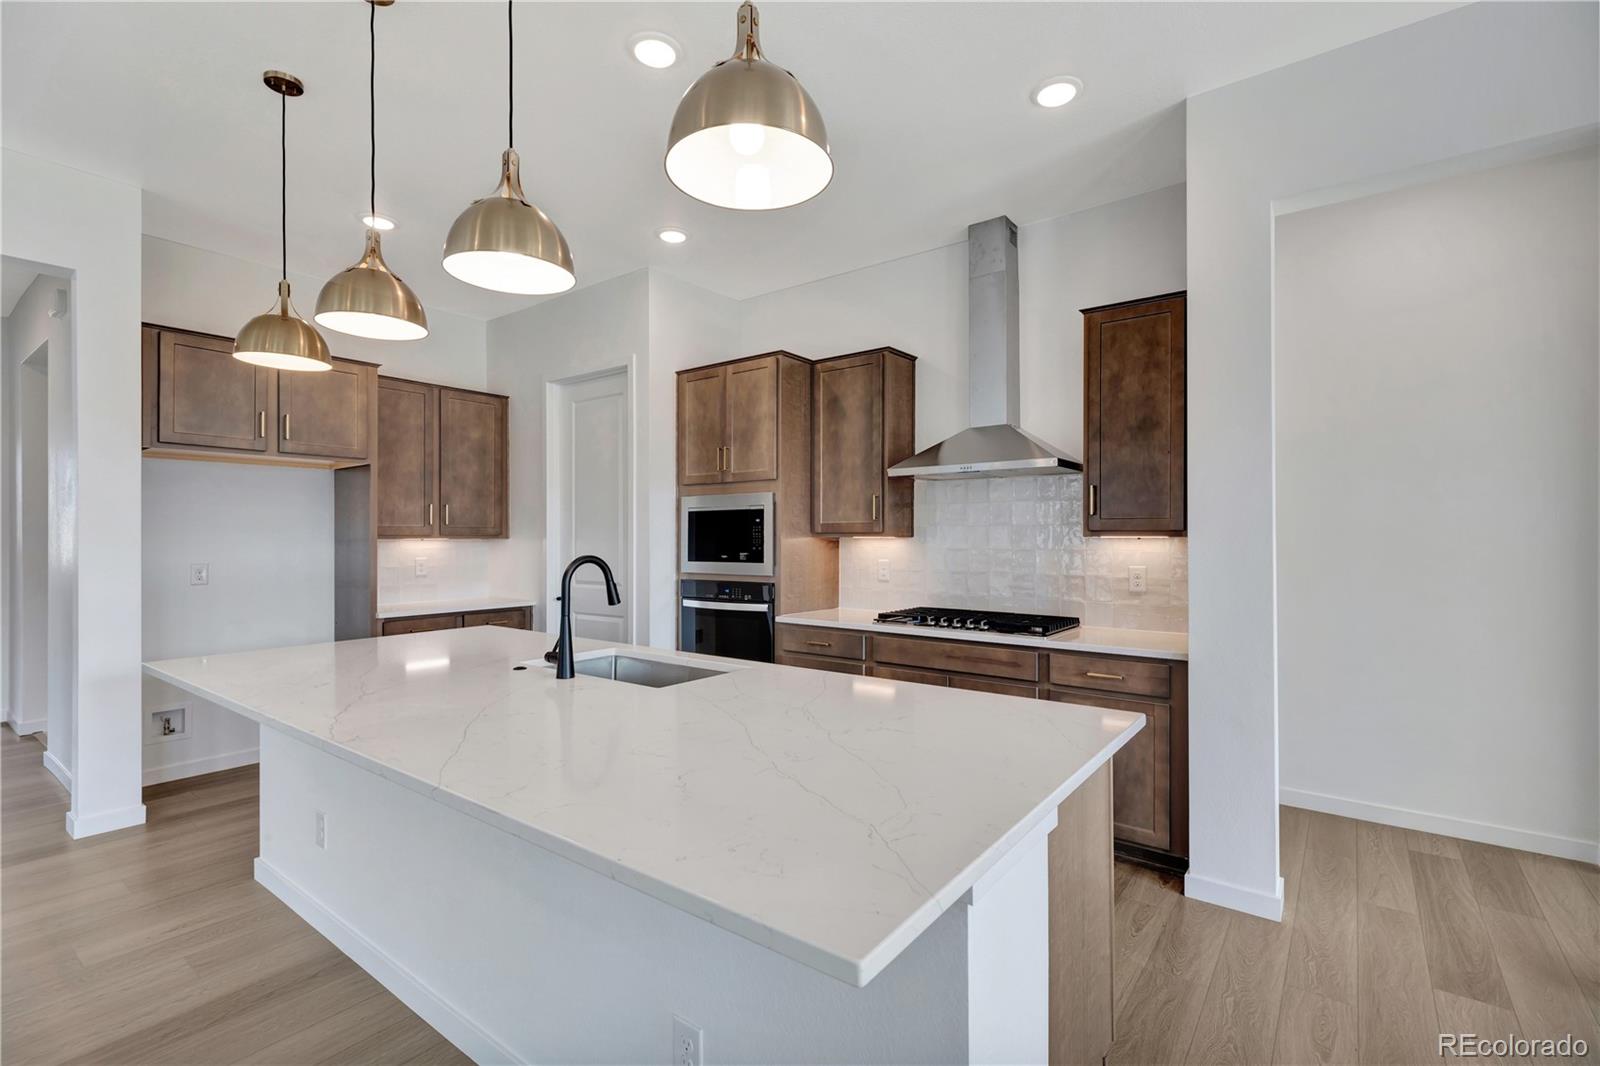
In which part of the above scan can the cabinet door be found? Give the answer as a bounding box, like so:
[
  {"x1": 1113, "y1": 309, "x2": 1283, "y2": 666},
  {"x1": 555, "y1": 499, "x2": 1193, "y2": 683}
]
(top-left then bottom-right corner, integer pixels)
[
  {"x1": 678, "y1": 367, "x2": 726, "y2": 486},
  {"x1": 438, "y1": 388, "x2": 507, "y2": 537},
  {"x1": 279, "y1": 359, "x2": 372, "y2": 459},
  {"x1": 1047, "y1": 689, "x2": 1171, "y2": 850},
  {"x1": 1084, "y1": 293, "x2": 1185, "y2": 533},
  {"x1": 724, "y1": 356, "x2": 779, "y2": 482},
  {"x1": 157, "y1": 330, "x2": 270, "y2": 451},
  {"x1": 813, "y1": 352, "x2": 884, "y2": 533},
  {"x1": 376, "y1": 378, "x2": 438, "y2": 538}
]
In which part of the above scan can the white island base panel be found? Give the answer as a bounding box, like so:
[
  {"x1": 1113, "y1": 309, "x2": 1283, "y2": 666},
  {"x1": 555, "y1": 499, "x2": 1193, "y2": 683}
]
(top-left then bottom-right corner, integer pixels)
[{"x1": 257, "y1": 727, "x2": 1051, "y2": 1065}]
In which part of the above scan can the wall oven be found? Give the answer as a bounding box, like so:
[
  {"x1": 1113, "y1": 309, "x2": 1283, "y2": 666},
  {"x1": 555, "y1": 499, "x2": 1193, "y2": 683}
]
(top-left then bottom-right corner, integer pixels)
[
  {"x1": 679, "y1": 492, "x2": 774, "y2": 578},
  {"x1": 680, "y1": 580, "x2": 775, "y2": 663}
]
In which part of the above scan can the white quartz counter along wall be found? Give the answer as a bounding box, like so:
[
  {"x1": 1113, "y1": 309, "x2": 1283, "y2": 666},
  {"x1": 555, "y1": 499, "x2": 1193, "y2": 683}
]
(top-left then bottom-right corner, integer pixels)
[{"x1": 841, "y1": 475, "x2": 1187, "y2": 631}]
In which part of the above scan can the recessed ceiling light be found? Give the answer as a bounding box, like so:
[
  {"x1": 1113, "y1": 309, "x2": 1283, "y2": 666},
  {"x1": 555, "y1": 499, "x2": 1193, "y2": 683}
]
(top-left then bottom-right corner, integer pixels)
[
  {"x1": 629, "y1": 32, "x2": 679, "y2": 70},
  {"x1": 361, "y1": 213, "x2": 396, "y2": 231},
  {"x1": 657, "y1": 228, "x2": 688, "y2": 245},
  {"x1": 1032, "y1": 76, "x2": 1082, "y2": 109}
]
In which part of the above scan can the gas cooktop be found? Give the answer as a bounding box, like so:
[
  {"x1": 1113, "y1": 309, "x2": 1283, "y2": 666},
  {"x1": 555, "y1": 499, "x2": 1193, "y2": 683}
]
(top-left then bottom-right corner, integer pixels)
[{"x1": 873, "y1": 607, "x2": 1081, "y2": 637}]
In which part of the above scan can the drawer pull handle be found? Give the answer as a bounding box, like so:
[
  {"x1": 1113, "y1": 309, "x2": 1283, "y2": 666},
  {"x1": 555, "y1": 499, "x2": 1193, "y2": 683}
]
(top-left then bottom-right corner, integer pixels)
[
  {"x1": 488, "y1": 621, "x2": 515, "y2": 627},
  {"x1": 282, "y1": 412, "x2": 291, "y2": 440},
  {"x1": 805, "y1": 640, "x2": 832, "y2": 648},
  {"x1": 1085, "y1": 670, "x2": 1124, "y2": 681},
  {"x1": 871, "y1": 493, "x2": 879, "y2": 521},
  {"x1": 258, "y1": 410, "x2": 266, "y2": 438},
  {"x1": 427, "y1": 503, "x2": 434, "y2": 526}
]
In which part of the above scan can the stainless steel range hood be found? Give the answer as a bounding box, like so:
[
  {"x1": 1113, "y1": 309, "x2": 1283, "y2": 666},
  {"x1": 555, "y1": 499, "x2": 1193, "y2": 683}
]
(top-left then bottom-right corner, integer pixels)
[{"x1": 888, "y1": 216, "x2": 1082, "y2": 480}]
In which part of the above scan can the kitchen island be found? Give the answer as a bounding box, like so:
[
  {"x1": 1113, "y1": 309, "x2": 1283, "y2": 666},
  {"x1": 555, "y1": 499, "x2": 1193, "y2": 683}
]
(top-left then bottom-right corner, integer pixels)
[{"x1": 145, "y1": 627, "x2": 1141, "y2": 1065}]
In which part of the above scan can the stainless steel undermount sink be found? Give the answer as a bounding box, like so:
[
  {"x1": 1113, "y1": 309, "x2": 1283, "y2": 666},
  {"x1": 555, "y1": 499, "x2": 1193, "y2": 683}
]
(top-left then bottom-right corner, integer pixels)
[{"x1": 555, "y1": 653, "x2": 729, "y2": 689}]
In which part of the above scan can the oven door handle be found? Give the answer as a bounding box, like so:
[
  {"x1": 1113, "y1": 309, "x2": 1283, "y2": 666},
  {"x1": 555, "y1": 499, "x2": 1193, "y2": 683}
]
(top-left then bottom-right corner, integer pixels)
[{"x1": 681, "y1": 599, "x2": 772, "y2": 613}]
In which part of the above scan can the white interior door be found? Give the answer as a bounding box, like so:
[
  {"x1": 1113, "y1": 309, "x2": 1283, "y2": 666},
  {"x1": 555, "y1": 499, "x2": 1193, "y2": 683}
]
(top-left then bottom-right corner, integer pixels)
[{"x1": 551, "y1": 370, "x2": 630, "y2": 641}]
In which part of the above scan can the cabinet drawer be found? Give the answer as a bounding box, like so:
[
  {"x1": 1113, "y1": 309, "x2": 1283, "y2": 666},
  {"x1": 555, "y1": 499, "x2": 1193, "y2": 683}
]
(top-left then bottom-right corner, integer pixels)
[
  {"x1": 951, "y1": 676, "x2": 1040, "y2": 700},
  {"x1": 870, "y1": 664, "x2": 950, "y2": 687},
  {"x1": 463, "y1": 608, "x2": 530, "y2": 630},
  {"x1": 1048, "y1": 653, "x2": 1171, "y2": 699},
  {"x1": 777, "y1": 625, "x2": 865, "y2": 661},
  {"x1": 776, "y1": 651, "x2": 866, "y2": 676},
  {"x1": 1046, "y1": 690, "x2": 1171, "y2": 851},
  {"x1": 873, "y1": 634, "x2": 1039, "y2": 682},
  {"x1": 381, "y1": 613, "x2": 461, "y2": 636}
]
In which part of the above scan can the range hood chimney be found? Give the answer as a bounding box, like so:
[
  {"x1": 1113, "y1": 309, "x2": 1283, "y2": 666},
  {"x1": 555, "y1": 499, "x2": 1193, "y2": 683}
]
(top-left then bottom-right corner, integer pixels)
[{"x1": 888, "y1": 216, "x2": 1082, "y2": 479}]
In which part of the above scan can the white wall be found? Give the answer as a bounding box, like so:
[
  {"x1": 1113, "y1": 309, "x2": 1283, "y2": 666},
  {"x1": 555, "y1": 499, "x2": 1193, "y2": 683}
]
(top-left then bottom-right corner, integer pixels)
[
  {"x1": 139, "y1": 237, "x2": 497, "y2": 778},
  {"x1": 141, "y1": 459, "x2": 334, "y2": 784},
  {"x1": 1185, "y1": 1, "x2": 1599, "y2": 916},
  {"x1": 2, "y1": 148, "x2": 145, "y2": 837},
  {"x1": 1275, "y1": 147, "x2": 1599, "y2": 862},
  {"x1": 487, "y1": 271, "x2": 651, "y2": 639}
]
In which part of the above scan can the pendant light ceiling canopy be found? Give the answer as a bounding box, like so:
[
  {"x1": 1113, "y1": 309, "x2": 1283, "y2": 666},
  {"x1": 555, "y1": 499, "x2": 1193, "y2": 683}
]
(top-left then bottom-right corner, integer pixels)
[
  {"x1": 235, "y1": 71, "x2": 332, "y2": 373},
  {"x1": 316, "y1": 0, "x2": 428, "y2": 340},
  {"x1": 442, "y1": 0, "x2": 575, "y2": 295},
  {"x1": 665, "y1": 1, "x2": 831, "y2": 211}
]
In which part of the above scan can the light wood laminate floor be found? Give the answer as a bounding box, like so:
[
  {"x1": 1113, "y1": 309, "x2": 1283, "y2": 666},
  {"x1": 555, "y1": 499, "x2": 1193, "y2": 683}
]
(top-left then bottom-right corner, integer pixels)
[
  {"x1": 4, "y1": 728, "x2": 1596, "y2": 1064},
  {"x1": 1110, "y1": 807, "x2": 1600, "y2": 1065},
  {"x1": 1, "y1": 729, "x2": 470, "y2": 1065}
]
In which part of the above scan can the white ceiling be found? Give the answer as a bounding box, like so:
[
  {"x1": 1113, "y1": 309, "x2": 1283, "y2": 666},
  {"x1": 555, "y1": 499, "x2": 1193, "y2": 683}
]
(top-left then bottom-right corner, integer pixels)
[{"x1": 2, "y1": 2, "x2": 1454, "y2": 321}]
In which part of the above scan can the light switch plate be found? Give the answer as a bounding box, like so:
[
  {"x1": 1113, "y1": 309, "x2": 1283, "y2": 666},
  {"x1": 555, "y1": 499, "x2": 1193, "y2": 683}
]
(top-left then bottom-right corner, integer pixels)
[
  {"x1": 189, "y1": 563, "x2": 209, "y2": 586},
  {"x1": 1128, "y1": 565, "x2": 1147, "y2": 593}
]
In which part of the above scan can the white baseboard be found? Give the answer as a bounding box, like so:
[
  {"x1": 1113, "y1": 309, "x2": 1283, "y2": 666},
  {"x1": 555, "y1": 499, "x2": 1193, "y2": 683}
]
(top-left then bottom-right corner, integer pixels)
[
  {"x1": 143, "y1": 747, "x2": 258, "y2": 786},
  {"x1": 42, "y1": 748, "x2": 71, "y2": 791},
  {"x1": 65, "y1": 803, "x2": 146, "y2": 839},
  {"x1": 7, "y1": 716, "x2": 46, "y2": 736},
  {"x1": 1281, "y1": 787, "x2": 1600, "y2": 865},
  {"x1": 254, "y1": 858, "x2": 518, "y2": 1065},
  {"x1": 1185, "y1": 871, "x2": 1285, "y2": 922}
]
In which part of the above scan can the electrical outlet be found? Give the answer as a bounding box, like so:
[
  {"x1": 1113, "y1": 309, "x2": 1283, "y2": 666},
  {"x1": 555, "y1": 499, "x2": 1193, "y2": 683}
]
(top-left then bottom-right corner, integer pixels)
[
  {"x1": 672, "y1": 1016, "x2": 703, "y2": 1066},
  {"x1": 189, "y1": 563, "x2": 209, "y2": 586},
  {"x1": 877, "y1": 558, "x2": 890, "y2": 583},
  {"x1": 1128, "y1": 565, "x2": 1148, "y2": 593},
  {"x1": 414, "y1": 557, "x2": 429, "y2": 578},
  {"x1": 314, "y1": 811, "x2": 327, "y2": 850}
]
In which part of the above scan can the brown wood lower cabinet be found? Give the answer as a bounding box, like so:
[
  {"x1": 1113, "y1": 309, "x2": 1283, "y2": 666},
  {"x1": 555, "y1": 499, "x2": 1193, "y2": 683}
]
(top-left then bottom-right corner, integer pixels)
[
  {"x1": 774, "y1": 622, "x2": 1189, "y2": 871},
  {"x1": 380, "y1": 606, "x2": 532, "y2": 636}
]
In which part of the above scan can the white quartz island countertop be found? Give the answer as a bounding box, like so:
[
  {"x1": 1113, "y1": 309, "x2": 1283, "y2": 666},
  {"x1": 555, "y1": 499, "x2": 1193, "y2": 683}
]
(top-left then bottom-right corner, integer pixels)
[
  {"x1": 144, "y1": 628, "x2": 1142, "y2": 986},
  {"x1": 778, "y1": 607, "x2": 1189, "y2": 660}
]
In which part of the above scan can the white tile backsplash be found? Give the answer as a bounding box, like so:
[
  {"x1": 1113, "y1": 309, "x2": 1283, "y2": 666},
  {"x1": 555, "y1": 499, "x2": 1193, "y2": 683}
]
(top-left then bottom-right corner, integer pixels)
[
  {"x1": 839, "y1": 476, "x2": 1187, "y2": 631},
  {"x1": 377, "y1": 539, "x2": 497, "y2": 606}
]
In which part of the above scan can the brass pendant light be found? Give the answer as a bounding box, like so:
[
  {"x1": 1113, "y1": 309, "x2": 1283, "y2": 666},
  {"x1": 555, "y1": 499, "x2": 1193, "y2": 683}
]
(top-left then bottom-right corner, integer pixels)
[
  {"x1": 316, "y1": 0, "x2": 428, "y2": 341},
  {"x1": 441, "y1": 0, "x2": 575, "y2": 295},
  {"x1": 235, "y1": 71, "x2": 333, "y2": 372},
  {"x1": 665, "y1": 1, "x2": 831, "y2": 211}
]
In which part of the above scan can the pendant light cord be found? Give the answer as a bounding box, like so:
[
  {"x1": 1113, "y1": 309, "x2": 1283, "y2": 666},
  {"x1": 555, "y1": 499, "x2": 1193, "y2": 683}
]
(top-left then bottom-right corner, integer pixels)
[
  {"x1": 280, "y1": 90, "x2": 287, "y2": 283},
  {"x1": 369, "y1": 0, "x2": 377, "y2": 222},
  {"x1": 507, "y1": 0, "x2": 513, "y2": 149}
]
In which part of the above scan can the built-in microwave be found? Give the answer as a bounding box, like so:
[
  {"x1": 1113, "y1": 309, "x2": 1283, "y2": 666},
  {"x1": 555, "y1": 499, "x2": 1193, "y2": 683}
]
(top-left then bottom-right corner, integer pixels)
[{"x1": 679, "y1": 492, "x2": 774, "y2": 577}]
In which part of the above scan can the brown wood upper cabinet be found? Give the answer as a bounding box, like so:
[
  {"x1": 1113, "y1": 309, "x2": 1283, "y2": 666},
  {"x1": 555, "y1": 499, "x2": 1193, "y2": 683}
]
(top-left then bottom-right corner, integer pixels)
[
  {"x1": 676, "y1": 354, "x2": 780, "y2": 486},
  {"x1": 376, "y1": 377, "x2": 507, "y2": 539},
  {"x1": 811, "y1": 348, "x2": 915, "y2": 536},
  {"x1": 144, "y1": 324, "x2": 373, "y2": 464},
  {"x1": 279, "y1": 359, "x2": 372, "y2": 460},
  {"x1": 1082, "y1": 292, "x2": 1186, "y2": 534}
]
